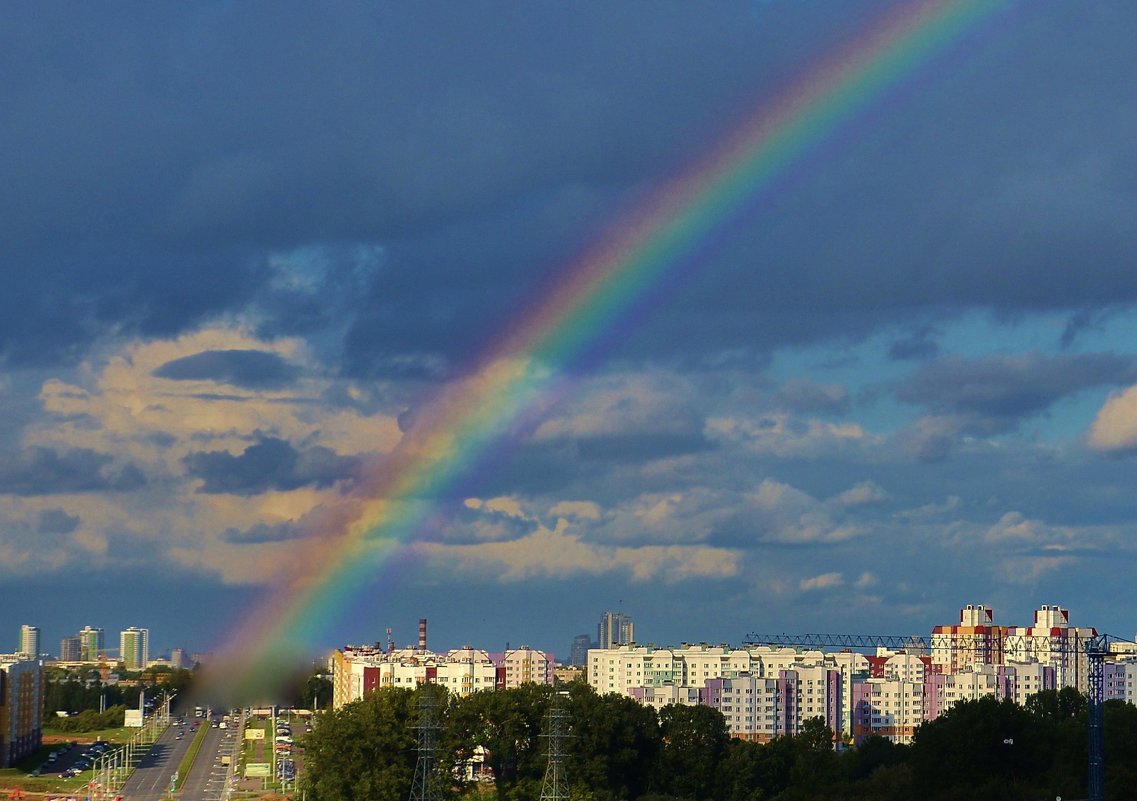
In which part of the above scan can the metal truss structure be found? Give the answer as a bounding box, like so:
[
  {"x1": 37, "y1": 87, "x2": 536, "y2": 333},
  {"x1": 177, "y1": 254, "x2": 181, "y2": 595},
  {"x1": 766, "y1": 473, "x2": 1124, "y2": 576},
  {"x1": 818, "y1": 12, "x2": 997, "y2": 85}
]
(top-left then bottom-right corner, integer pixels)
[
  {"x1": 539, "y1": 693, "x2": 571, "y2": 801},
  {"x1": 408, "y1": 694, "x2": 441, "y2": 801}
]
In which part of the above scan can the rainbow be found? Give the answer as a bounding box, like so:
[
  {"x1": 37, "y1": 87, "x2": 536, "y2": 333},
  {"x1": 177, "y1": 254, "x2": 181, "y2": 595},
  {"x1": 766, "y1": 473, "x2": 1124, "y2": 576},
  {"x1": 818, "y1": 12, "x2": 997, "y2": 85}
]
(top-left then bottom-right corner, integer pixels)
[{"x1": 208, "y1": 0, "x2": 1010, "y2": 701}]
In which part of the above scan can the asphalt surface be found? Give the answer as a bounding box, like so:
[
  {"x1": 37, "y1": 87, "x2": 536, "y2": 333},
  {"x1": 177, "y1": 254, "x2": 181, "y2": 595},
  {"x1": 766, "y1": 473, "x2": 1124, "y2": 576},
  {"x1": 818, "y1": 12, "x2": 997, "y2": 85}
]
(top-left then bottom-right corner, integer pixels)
[
  {"x1": 119, "y1": 716, "x2": 241, "y2": 801},
  {"x1": 117, "y1": 725, "x2": 192, "y2": 801},
  {"x1": 182, "y1": 719, "x2": 242, "y2": 801}
]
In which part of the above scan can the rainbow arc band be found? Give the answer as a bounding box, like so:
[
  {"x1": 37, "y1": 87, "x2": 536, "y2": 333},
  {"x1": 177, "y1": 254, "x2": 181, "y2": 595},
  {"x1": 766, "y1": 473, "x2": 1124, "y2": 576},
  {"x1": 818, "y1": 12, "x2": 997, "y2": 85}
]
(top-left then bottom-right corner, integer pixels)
[{"x1": 211, "y1": 0, "x2": 1012, "y2": 700}]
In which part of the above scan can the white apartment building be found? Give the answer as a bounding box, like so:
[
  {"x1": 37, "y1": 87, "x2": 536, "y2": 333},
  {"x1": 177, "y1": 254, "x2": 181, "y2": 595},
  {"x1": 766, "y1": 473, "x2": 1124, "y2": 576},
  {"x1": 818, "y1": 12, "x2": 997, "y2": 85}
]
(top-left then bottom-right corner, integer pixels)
[
  {"x1": 931, "y1": 604, "x2": 1006, "y2": 674},
  {"x1": 628, "y1": 683, "x2": 703, "y2": 712},
  {"x1": 501, "y1": 646, "x2": 552, "y2": 687},
  {"x1": 1103, "y1": 659, "x2": 1137, "y2": 704},
  {"x1": 590, "y1": 644, "x2": 853, "y2": 738},
  {"x1": 1004, "y1": 605, "x2": 1096, "y2": 693},
  {"x1": 854, "y1": 677, "x2": 927, "y2": 744},
  {"x1": 588, "y1": 643, "x2": 837, "y2": 696},
  {"x1": 330, "y1": 643, "x2": 553, "y2": 709}
]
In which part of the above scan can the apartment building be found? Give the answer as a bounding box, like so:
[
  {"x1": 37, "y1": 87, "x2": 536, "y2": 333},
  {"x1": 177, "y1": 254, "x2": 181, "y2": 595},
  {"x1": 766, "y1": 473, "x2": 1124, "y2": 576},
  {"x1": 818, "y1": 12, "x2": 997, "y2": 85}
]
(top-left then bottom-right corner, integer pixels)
[
  {"x1": 331, "y1": 643, "x2": 553, "y2": 709},
  {"x1": 1004, "y1": 605, "x2": 1097, "y2": 693},
  {"x1": 931, "y1": 604, "x2": 1006, "y2": 674},
  {"x1": 119, "y1": 627, "x2": 149, "y2": 671},
  {"x1": 853, "y1": 677, "x2": 926, "y2": 744},
  {"x1": 0, "y1": 654, "x2": 43, "y2": 768}
]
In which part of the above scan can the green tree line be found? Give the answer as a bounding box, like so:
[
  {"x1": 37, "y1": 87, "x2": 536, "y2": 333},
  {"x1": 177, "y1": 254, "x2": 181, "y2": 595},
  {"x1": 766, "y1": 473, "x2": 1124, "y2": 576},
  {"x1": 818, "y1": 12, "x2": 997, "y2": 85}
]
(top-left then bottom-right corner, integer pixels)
[
  {"x1": 43, "y1": 665, "x2": 196, "y2": 727},
  {"x1": 302, "y1": 683, "x2": 1137, "y2": 801}
]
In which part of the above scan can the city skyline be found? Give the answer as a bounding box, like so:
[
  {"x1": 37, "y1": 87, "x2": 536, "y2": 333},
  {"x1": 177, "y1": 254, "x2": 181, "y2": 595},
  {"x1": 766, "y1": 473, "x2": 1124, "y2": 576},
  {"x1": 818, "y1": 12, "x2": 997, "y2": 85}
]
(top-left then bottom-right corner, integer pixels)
[{"x1": 3, "y1": 3, "x2": 1137, "y2": 661}]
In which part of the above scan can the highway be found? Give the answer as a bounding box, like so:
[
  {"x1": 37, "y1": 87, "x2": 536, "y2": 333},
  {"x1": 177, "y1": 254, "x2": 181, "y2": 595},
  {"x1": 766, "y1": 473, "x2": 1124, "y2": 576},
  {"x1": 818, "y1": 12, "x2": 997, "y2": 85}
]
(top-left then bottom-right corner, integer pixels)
[
  {"x1": 181, "y1": 717, "x2": 243, "y2": 801},
  {"x1": 117, "y1": 724, "x2": 190, "y2": 801},
  {"x1": 120, "y1": 713, "x2": 243, "y2": 801}
]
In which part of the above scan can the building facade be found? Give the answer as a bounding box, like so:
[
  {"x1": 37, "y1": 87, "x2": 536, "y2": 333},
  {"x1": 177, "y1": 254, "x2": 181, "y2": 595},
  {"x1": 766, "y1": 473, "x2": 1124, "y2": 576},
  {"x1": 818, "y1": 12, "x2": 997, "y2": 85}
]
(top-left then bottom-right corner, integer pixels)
[
  {"x1": 1004, "y1": 605, "x2": 1097, "y2": 693},
  {"x1": 570, "y1": 634, "x2": 593, "y2": 667},
  {"x1": 0, "y1": 654, "x2": 43, "y2": 768},
  {"x1": 589, "y1": 610, "x2": 1099, "y2": 747},
  {"x1": 331, "y1": 643, "x2": 554, "y2": 709},
  {"x1": 597, "y1": 612, "x2": 634, "y2": 649},
  {"x1": 119, "y1": 627, "x2": 149, "y2": 671},
  {"x1": 17, "y1": 626, "x2": 39, "y2": 659},
  {"x1": 59, "y1": 636, "x2": 81, "y2": 662},
  {"x1": 931, "y1": 604, "x2": 1006, "y2": 674},
  {"x1": 78, "y1": 627, "x2": 104, "y2": 662}
]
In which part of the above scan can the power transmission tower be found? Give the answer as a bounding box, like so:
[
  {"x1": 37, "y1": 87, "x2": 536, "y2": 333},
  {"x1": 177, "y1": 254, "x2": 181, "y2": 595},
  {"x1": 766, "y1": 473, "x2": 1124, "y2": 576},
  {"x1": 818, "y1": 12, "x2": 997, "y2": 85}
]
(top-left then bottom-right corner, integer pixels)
[
  {"x1": 408, "y1": 693, "x2": 442, "y2": 801},
  {"x1": 539, "y1": 693, "x2": 571, "y2": 801}
]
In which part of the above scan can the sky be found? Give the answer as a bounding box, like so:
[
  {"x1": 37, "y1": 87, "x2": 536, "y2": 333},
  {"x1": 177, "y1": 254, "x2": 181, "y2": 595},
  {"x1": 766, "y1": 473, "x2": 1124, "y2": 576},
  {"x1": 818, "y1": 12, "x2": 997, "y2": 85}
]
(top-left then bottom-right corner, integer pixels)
[{"x1": 3, "y1": 0, "x2": 1137, "y2": 664}]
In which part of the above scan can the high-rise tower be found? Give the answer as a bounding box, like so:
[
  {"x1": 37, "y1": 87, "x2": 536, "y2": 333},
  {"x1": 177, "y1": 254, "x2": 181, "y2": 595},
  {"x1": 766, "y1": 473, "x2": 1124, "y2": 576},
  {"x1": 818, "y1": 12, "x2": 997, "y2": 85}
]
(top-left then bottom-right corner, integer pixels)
[
  {"x1": 119, "y1": 627, "x2": 149, "y2": 671},
  {"x1": 17, "y1": 625, "x2": 39, "y2": 658},
  {"x1": 597, "y1": 612, "x2": 634, "y2": 649}
]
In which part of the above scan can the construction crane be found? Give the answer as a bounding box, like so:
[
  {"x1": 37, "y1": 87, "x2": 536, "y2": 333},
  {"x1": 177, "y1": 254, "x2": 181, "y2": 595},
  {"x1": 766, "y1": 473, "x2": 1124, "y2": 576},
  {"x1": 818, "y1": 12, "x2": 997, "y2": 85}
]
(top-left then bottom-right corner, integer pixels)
[{"x1": 746, "y1": 631, "x2": 1116, "y2": 801}]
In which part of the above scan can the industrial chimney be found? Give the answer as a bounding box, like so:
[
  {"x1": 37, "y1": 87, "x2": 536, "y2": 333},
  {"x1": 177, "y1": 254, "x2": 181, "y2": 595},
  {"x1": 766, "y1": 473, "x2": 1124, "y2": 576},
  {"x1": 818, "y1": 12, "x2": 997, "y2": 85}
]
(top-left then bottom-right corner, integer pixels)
[{"x1": 418, "y1": 618, "x2": 428, "y2": 651}]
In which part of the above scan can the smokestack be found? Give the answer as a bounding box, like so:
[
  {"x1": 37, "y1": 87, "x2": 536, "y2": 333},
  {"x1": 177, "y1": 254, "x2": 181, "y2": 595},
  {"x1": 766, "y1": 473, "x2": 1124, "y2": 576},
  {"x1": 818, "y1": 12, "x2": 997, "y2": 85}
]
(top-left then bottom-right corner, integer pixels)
[
  {"x1": 418, "y1": 618, "x2": 427, "y2": 651},
  {"x1": 386, "y1": 627, "x2": 394, "y2": 654}
]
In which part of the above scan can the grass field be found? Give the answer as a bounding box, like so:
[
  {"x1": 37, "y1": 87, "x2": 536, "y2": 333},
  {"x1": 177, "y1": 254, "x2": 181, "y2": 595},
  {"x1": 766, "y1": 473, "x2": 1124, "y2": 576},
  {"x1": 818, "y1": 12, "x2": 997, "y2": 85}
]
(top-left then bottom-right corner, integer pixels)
[
  {"x1": 2, "y1": 725, "x2": 162, "y2": 794},
  {"x1": 43, "y1": 727, "x2": 134, "y2": 745}
]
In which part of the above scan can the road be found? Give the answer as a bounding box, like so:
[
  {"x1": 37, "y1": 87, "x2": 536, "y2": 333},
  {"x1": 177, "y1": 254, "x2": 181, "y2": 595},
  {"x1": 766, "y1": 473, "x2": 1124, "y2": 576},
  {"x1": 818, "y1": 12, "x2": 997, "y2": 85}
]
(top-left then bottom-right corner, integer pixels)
[
  {"x1": 117, "y1": 724, "x2": 191, "y2": 801},
  {"x1": 181, "y1": 718, "x2": 243, "y2": 801},
  {"x1": 120, "y1": 714, "x2": 243, "y2": 801}
]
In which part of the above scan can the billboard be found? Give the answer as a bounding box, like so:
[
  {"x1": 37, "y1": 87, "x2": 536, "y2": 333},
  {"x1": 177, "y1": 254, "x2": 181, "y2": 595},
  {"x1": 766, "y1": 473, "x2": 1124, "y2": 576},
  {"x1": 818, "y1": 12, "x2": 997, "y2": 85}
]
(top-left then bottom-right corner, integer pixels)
[
  {"x1": 244, "y1": 728, "x2": 265, "y2": 740},
  {"x1": 245, "y1": 763, "x2": 272, "y2": 778},
  {"x1": 124, "y1": 709, "x2": 144, "y2": 727}
]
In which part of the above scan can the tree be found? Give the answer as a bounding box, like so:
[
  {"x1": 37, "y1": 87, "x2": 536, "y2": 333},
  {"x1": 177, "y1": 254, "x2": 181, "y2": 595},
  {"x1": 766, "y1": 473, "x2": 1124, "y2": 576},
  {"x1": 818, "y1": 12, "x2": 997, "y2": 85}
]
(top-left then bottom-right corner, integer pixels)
[
  {"x1": 302, "y1": 687, "x2": 418, "y2": 801},
  {"x1": 562, "y1": 683, "x2": 660, "y2": 801},
  {"x1": 909, "y1": 696, "x2": 1054, "y2": 801},
  {"x1": 301, "y1": 672, "x2": 334, "y2": 711},
  {"x1": 447, "y1": 683, "x2": 551, "y2": 801},
  {"x1": 779, "y1": 717, "x2": 840, "y2": 800},
  {"x1": 655, "y1": 703, "x2": 730, "y2": 800}
]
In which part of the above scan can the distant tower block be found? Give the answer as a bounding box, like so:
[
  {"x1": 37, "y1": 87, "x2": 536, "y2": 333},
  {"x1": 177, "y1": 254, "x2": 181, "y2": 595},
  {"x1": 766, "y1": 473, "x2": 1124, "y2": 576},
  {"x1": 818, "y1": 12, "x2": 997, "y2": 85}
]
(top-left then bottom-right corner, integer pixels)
[{"x1": 598, "y1": 611, "x2": 634, "y2": 649}]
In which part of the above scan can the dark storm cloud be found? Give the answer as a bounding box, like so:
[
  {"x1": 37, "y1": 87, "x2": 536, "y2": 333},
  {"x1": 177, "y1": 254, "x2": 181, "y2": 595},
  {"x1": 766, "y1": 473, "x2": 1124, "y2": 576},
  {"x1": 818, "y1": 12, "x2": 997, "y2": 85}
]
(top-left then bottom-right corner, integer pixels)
[
  {"x1": 770, "y1": 379, "x2": 850, "y2": 415},
  {"x1": 2, "y1": 0, "x2": 832, "y2": 370},
  {"x1": 183, "y1": 436, "x2": 356, "y2": 495},
  {"x1": 575, "y1": 432, "x2": 714, "y2": 463},
  {"x1": 889, "y1": 326, "x2": 941, "y2": 362},
  {"x1": 221, "y1": 521, "x2": 307, "y2": 545},
  {"x1": 37, "y1": 508, "x2": 80, "y2": 535},
  {"x1": 153, "y1": 349, "x2": 299, "y2": 389},
  {"x1": 895, "y1": 353, "x2": 1137, "y2": 420},
  {"x1": 0, "y1": 447, "x2": 145, "y2": 496},
  {"x1": 6, "y1": 2, "x2": 1132, "y2": 374}
]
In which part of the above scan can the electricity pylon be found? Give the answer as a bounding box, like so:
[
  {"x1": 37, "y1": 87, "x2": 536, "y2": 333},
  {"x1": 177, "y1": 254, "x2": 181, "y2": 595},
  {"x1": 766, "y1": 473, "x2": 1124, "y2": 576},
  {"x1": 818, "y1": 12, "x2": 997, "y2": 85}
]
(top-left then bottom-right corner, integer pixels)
[{"x1": 539, "y1": 692, "x2": 571, "y2": 801}]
